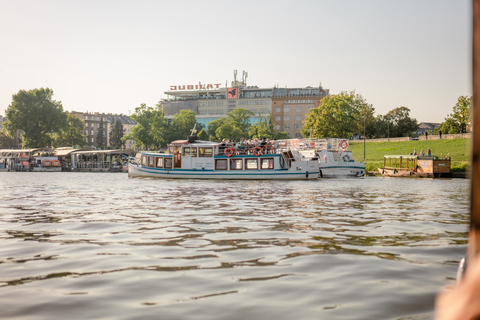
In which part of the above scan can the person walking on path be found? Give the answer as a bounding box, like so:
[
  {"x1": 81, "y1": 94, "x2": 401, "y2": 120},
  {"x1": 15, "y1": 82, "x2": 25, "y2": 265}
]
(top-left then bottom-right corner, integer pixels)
[
  {"x1": 425, "y1": 131, "x2": 429, "y2": 140},
  {"x1": 439, "y1": 130, "x2": 442, "y2": 140}
]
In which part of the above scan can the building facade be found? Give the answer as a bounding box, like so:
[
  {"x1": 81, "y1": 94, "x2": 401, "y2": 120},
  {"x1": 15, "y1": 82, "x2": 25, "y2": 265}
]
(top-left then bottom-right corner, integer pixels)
[
  {"x1": 70, "y1": 112, "x2": 137, "y2": 149},
  {"x1": 161, "y1": 75, "x2": 329, "y2": 138}
]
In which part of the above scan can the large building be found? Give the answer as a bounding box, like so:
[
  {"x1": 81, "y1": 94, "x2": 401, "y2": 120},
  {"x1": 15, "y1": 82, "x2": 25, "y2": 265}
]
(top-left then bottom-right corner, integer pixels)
[
  {"x1": 161, "y1": 72, "x2": 329, "y2": 138},
  {"x1": 70, "y1": 111, "x2": 137, "y2": 149}
]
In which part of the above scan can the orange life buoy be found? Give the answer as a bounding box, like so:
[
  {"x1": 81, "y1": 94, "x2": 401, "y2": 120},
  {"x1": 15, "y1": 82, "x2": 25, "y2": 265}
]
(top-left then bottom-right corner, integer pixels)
[
  {"x1": 224, "y1": 147, "x2": 234, "y2": 157},
  {"x1": 340, "y1": 140, "x2": 349, "y2": 149},
  {"x1": 43, "y1": 160, "x2": 51, "y2": 167},
  {"x1": 51, "y1": 160, "x2": 60, "y2": 167},
  {"x1": 253, "y1": 146, "x2": 262, "y2": 156}
]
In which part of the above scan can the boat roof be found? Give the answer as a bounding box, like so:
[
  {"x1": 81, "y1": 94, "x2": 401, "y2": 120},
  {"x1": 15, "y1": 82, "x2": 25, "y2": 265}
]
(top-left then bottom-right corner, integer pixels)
[
  {"x1": 0, "y1": 148, "x2": 53, "y2": 153},
  {"x1": 55, "y1": 147, "x2": 94, "y2": 156},
  {"x1": 71, "y1": 149, "x2": 136, "y2": 155},
  {"x1": 383, "y1": 155, "x2": 420, "y2": 159}
]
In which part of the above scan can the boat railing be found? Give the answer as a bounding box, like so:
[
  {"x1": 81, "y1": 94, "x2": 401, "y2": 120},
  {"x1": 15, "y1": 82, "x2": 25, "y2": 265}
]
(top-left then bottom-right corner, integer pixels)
[{"x1": 76, "y1": 161, "x2": 112, "y2": 169}]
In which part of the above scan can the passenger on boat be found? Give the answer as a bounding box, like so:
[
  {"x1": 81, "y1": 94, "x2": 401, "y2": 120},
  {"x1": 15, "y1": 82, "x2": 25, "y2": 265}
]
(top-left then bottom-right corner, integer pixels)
[
  {"x1": 413, "y1": 148, "x2": 417, "y2": 155},
  {"x1": 219, "y1": 139, "x2": 226, "y2": 155},
  {"x1": 273, "y1": 138, "x2": 279, "y2": 153},
  {"x1": 233, "y1": 140, "x2": 239, "y2": 155},
  {"x1": 260, "y1": 138, "x2": 267, "y2": 154},
  {"x1": 239, "y1": 138, "x2": 245, "y2": 154}
]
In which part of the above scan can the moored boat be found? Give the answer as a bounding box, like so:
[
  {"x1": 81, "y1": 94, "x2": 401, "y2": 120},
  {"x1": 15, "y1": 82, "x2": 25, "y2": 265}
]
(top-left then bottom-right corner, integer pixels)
[
  {"x1": 378, "y1": 154, "x2": 451, "y2": 178},
  {"x1": 128, "y1": 137, "x2": 319, "y2": 180},
  {"x1": 295, "y1": 139, "x2": 366, "y2": 177},
  {"x1": 30, "y1": 150, "x2": 62, "y2": 172}
]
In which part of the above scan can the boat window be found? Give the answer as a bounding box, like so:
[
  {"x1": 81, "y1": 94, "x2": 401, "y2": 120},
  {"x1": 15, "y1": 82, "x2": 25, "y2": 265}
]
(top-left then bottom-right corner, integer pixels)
[
  {"x1": 246, "y1": 159, "x2": 258, "y2": 170},
  {"x1": 230, "y1": 159, "x2": 243, "y2": 170},
  {"x1": 142, "y1": 156, "x2": 148, "y2": 166},
  {"x1": 183, "y1": 147, "x2": 191, "y2": 157},
  {"x1": 164, "y1": 158, "x2": 173, "y2": 168},
  {"x1": 199, "y1": 147, "x2": 213, "y2": 157},
  {"x1": 261, "y1": 158, "x2": 274, "y2": 170},
  {"x1": 215, "y1": 159, "x2": 227, "y2": 170},
  {"x1": 156, "y1": 157, "x2": 164, "y2": 168},
  {"x1": 148, "y1": 157, "x2": 155, "y2": 167},
  {"x1": 191, "y1": 147, "x2": 197, "y2": 157}
]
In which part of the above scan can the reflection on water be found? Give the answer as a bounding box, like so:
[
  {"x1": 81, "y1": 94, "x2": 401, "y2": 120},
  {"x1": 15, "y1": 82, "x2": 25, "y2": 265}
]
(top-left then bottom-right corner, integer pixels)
[{"x1": 0, "y1": 173, "x2": 469, "y2": 319}]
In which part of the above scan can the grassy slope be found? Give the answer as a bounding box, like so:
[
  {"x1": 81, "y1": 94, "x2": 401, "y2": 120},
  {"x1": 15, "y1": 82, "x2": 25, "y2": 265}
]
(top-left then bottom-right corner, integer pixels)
[{"x1": 348, "y1": 138, "x2": 471, "y2": 172}]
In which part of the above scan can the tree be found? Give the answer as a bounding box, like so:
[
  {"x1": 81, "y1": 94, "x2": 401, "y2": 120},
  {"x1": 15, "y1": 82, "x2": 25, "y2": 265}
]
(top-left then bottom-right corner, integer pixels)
[
  {"x1": 248, "y1": 114, "x2": 276, "y2": 139},
  {"x1": 52, "y1": 113, "x2": 87, "y2": 148},
  {"x1": 0, "y1": 128, "x2": 14, "y2": 149},
  {"x1": 109, "y1": 118, "x2": 125, "y2": 149},
  {"x1": 96, "y1": 117, "x2": 106, "y2": 149},
  {"x1": 215, "y1": 122, "x2": 243, "y2": 141},
  {"x1": 123, "y1": 103, "x2": 169, "y2": 150},
  {"x1": 275, "y1": 132, "x2": 289, "y2": 139},
  {"x1": 227, "y1": 108, "x2": 255, "y2": 137},
  {"x1": 197, "y1": 128, "x2": 209, "y2": 141},
  {"x1": 439, "y1": 95, "x2": 471, "y2": 134},
  {"x1": 171, "y1": 109, "x2": 197, "y2": 141},
  {"x1": 302, "y1": 91, "x2": 371, "y2": 139},
  {"x1": 207, "y1": 118, "x2": 227, "y2": 140},
  {"x1": 4, "y1": 88, "x2": 67, "y2": 148},
  {"x1": 376, "y1": 106, "x2": 418, "y2": 138}
]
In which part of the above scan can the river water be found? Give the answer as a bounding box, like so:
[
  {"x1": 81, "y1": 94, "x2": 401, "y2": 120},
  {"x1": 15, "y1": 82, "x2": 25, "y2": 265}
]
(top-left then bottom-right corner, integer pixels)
[{"x1": 0, "y1": 173, "x2": 470, "y2": 320}]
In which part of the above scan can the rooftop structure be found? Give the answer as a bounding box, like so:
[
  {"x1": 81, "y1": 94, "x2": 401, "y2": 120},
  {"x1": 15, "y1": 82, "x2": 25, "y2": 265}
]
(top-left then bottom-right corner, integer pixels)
[{"x1": 160, "y1": 71, "x2": 329, "y2": 138}]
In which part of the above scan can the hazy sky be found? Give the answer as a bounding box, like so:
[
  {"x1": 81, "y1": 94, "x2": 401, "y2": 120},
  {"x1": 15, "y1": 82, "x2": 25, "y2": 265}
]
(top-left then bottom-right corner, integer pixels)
[{"x1": 0, "y1": 0, "x2": 471, "y2": 123}]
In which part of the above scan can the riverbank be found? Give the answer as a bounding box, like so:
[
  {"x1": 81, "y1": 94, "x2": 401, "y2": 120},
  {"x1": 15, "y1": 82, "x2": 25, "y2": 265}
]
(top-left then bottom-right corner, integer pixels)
[{"x1": 350, "y1": 138, "x2": 470, "y2": 172}]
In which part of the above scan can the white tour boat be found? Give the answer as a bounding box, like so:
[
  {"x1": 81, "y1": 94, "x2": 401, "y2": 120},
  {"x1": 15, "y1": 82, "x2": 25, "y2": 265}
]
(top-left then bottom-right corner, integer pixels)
[
  {"x1": 30, "y1": 151, "x2": 62, "y2": 172},
  {"x1": 295, "y1": 139, "x2": 366, "y2": 177},
  {"x1": 128, "y1": 137, "x2": 319, "y2": 180}
]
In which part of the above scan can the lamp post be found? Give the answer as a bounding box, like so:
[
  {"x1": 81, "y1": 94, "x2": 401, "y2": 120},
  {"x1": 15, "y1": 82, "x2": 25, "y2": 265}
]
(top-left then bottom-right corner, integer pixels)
[
  {"x1": 363, "y1": 116, "x2": 366, "y2": 161},
  {"x1": 387, "y1": 121, "x2": 390, "y2": 142}
]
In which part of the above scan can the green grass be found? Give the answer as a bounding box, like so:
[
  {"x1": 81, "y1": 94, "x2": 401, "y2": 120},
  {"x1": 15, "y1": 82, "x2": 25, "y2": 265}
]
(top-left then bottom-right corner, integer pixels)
[{"x1": 349, "y1": 138, "x2": 471, "y2": 172}]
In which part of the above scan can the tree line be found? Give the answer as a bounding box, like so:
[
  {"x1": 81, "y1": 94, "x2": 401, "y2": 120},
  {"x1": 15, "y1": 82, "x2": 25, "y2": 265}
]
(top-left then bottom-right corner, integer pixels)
[
  {"x1": 124, "y1": 104, "x2": 289, "y2": 150},
  {"x1": 301, "y1": 91, "x2": 471, "y2": 139},
  {"x1": 1, "y1": 88, "x2": 471, "y2": 150},
  {"x1": 1, "y1": 88, "x2": 125, "y2": 149}
]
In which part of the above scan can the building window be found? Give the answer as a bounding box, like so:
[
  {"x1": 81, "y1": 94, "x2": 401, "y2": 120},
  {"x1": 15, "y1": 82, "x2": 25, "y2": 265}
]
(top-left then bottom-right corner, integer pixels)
[
  {"x1": 296, "y1": 115, "x2": 302, "y2": 121},
  {"x1": 284, "y1": 124, "x2": 290, "y2": 130},
  {"x1": 164, "y1": 158, "x2": 173, "y2": 168},
  {"x1": 246, "y1": 159, "x2": 258, "y2": 170},
  {"x1": 284, "y1": 107, "x2": 290, "y2": 112},
  {"x1": 230, "y1": 159, "x2": 243, "y2": 170},
  {"x1": 156, "y1": 157, "x2": 164, "y2": 168},
  {"x1": 215, "y1": 159, "x2": 228, "y2": 170},
  {"x1": 296, "y1": 106, "x2": 302, "y2": 112},
  {"x1": 276, "y1": 125, "x2": 280, "y2": 130},
  {"x1": 199, "y1": 147, "x2": 213, "y2": 157},
  {"x1": 275, "y1": 116, "x2": 281, "y2": 121},
  {"x1": 261, "y1": 158, "x2": 274, "y2": 170},
  {"x1": 284, "y1": 116, "x2": 290, "y2": 121},
  {"x1": 275, "y1": 107, "x2": 281, "y2": 112}
]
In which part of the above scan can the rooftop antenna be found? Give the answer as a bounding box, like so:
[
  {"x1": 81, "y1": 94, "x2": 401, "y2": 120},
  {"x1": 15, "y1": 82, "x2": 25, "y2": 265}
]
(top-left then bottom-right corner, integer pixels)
[
  {"x1": 233, "y1": 70, "x2": 238, "y2": 83},
  {"x1": 245, "y1": 71, "x2": 248, "y2": 86}
]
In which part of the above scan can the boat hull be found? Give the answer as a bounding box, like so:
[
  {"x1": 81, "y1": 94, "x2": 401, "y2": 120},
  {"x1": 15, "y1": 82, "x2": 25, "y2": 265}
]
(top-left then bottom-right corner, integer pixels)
[
  {"x1": 378, "y1": 168, "x2": 432, "y2": 178},
  {"x1": 319, "y1": 164, "x2": 366, "y2": 177},
  {"x1": 129, "y1": 163, "x2": 318, "y2": 180}
]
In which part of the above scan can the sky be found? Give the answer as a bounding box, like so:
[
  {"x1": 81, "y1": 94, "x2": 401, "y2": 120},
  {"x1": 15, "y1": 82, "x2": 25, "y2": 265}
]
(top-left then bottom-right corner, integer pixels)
[{"x1": 0, "y1": 0, "x2": 472, "y2": 123}]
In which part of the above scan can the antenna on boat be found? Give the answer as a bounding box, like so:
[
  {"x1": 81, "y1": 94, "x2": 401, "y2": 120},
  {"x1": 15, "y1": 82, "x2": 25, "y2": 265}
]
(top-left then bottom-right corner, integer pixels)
[{"x1": 190, "y1": 123, "x2": 197, "y2": 136}]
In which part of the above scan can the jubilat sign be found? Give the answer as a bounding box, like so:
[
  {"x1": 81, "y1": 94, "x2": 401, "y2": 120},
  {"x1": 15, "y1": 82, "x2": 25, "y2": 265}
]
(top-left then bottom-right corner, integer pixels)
[{"x1": 170, "y1": 84, "x2": 222, "y2": 90}]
